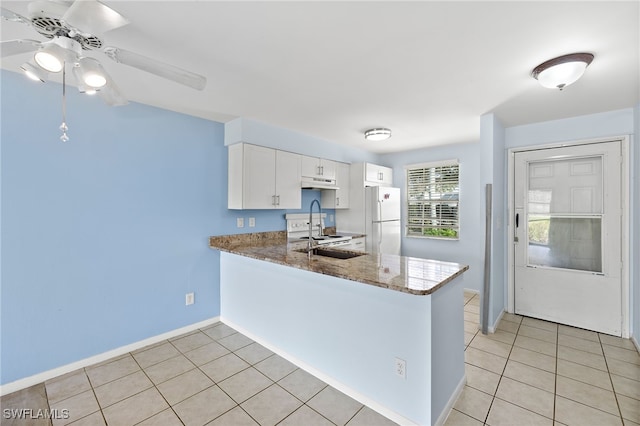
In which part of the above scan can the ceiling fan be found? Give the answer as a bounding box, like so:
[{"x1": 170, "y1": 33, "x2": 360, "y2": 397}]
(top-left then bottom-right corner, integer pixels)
[{"x1": 1, "y1": 0, "x2": 207, "y2": 139}]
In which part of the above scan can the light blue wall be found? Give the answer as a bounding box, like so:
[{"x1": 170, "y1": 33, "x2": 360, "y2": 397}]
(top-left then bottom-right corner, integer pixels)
[
  {"x1": 1, "y1": 70, "x2": 222, "y2": 384},
  {"x1": 0, "y1": 70, "x2": 346, "y2": 385},
  {"x1": 382, "y1": 108, "x2": 638, "y2": 339},
  {"x1": 505, "y1": 109, "x2": 634, "y2": 149},
  {"x1": 225, "y1": 117, "x2": 380, "y2": 164},
  {"x1": 479, "y1": 113, "x2": 507, "y2": 329},
  {"x1": 381, "y1": 143, "x2": 484, "y2": 293}
]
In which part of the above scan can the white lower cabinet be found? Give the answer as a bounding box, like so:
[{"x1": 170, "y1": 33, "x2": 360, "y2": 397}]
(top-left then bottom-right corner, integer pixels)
[
  {"x1": 342, "y1": 236, "x2": 365, "y2": 252},
  {"x1": 228, "y1": 143, "x2": 301, "y2": 209}
]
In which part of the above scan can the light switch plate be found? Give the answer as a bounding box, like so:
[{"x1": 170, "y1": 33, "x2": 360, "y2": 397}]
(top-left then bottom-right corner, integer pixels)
[
  {"x1": 237, "y1": 217, "x2": 244, "y2": 228},
  {"x1": 248, "y1": 217, "x2": 256, "y2": 227}
]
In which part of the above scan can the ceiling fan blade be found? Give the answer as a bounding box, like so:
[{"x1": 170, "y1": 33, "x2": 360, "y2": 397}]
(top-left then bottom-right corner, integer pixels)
[
  {"x1": 103, "y1": 47, "x2": 207, "y2": 91},
  {"x1": 62, "y1": 0, "x2": 129, "y2": 35},
  {"x1": 1, "y1": 6, "x2": 31, "y2": 25},
  {"x1": 1, "y1": 39, "x2": 41, "y2": 58},
  {"x1": 97, "y1": 78, "x2": 128, "y2": 106}
]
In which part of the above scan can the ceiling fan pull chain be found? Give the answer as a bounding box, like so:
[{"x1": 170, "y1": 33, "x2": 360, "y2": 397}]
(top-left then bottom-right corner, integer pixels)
[{"x1": 60, "y1": 61, "x2": 69, "y2": 142}]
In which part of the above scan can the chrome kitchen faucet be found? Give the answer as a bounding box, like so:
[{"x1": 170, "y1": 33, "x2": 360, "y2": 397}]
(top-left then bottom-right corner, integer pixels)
[{"x1": 308, "y1": 199, "x2": 322, "y2": 254}]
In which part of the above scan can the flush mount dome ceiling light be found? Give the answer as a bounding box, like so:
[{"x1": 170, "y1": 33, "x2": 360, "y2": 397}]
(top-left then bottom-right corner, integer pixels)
[
  {"x1": 364, "y1": 128, "x2": 392, "y2": 141},
  {"x1": 532, "y1": 52, "x2": 594, "y2": 90}
]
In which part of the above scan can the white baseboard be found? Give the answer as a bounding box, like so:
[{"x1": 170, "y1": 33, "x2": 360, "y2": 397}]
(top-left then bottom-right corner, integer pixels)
[
  {"x1": 632, "y1": 335, "x2": 640, "y2": 354},
  {"x1": 0, "y1": 316, "x2": 221, "y2": 397},
  {"x1": 434, "y1": 375, "x2": 467, "y2": 426},
  {"x1": 221, "y1": 317, "x2": 418, "y2": 426},
  {"x1": 487, "y1": 309, "x2": 505, "y2": 334},
  {"x1": 464, "y1": 288, "x2": 480, "y2": 295}
]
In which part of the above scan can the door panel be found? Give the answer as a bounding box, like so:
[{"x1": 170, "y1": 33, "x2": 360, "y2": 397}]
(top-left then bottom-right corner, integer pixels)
[{"x1": 514, "y1": 141, "x2": 622, "y2": 335}]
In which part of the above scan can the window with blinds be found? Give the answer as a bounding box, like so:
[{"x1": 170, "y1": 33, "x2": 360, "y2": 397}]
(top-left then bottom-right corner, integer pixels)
[{"x1": 406, "y1": 161, "x2": 460, "y2": 239}]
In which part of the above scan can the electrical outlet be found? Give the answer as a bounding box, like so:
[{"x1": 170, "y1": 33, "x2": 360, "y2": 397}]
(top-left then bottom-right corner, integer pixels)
[
  {"x1": 248, "y1": 217, "x2": 256, "y2": 227},
  {"x1": 185, "y1": 292, "x2": 194, "y2": 306},
  {"x1": 395, "y1": 357, "x2": 406, "y2": 379},
  {"x1": 237, "y1": 217, "x2": 244, "y2": 228}
]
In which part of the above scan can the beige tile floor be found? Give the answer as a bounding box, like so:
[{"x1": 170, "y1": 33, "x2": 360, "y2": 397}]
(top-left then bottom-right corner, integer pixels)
[
  {"x1": 1, "y1": 322, "x2": 398, "y2": 426},
  {"x1": 446, "y1": 292, "x2": 640, "y2": 426},
  {"x1": 2, "y1": 292, "x2": 639, "y2": 426}
]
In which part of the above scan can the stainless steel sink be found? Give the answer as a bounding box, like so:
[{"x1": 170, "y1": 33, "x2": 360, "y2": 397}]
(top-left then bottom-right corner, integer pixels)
[{"x1": 296, "y1": 247, "x2": 365, "y2": 259}]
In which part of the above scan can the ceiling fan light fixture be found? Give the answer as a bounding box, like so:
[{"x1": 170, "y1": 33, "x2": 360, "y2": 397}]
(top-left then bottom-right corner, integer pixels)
[
  {"x1": 78, "y1": 57, "x2": 107, "y2": 88},
  {"x1": 34, "y1": 37, "x2": 82, "y2": 73},
  {"x1": 364, "y1": 128, "x2": 392, "y2": 141},
  {"x1": 34, "y1": 48, "x2": 63, "y2": 73},
  {"x1": 532, "y1": 52, "x2": 594, "y2": 90},
  {"x1": 20, "y1": 61, "x2": 47, "y2": 82}
]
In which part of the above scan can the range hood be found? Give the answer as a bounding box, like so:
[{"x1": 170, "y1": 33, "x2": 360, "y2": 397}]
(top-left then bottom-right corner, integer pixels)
[{"x1": 301, "y1": 177, "x2": 339, "y2": 190}]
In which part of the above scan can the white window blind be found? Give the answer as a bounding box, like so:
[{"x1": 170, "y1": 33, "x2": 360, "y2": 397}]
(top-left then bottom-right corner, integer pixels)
[{"x1": 406, "y1": 161, "x2": 460, "y2": 238}]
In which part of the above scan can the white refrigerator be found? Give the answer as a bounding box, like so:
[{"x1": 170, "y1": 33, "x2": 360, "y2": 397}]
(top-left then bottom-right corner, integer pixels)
[{"x1": 365, "y1": 186, "x2": 401, "y2": 255}]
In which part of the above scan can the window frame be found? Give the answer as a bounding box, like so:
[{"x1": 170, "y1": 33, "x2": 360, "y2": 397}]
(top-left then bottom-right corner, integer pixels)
[{"x1": 405, "y1": 159, "x2": 460, "y2": 240}]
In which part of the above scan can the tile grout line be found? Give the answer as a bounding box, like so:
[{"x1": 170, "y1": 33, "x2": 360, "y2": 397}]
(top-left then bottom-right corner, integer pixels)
[
  {"x1": 598, "y1": 332, "x2": 626, "y2": 423},
  {"x1": 192, "y1": 327, "x2": 340, "y2": 426},
  {"x1": 189, "y1": 331, "x2": 262, "y2": 426},
  {"x1": 552, "y1": 323, "x2": 558, "y2": 425},
  {"x1": 132, "y1": 339, "x2": 186, "y2": 426},
  {"x1": 481, "y1": 315, "x2": 523, "y2": 425}
]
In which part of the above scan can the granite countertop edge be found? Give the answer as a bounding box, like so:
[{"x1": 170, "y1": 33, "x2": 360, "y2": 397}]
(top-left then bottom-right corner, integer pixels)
[{"x1": 209, "y1": 232, "x2": 469, "y2": 296}]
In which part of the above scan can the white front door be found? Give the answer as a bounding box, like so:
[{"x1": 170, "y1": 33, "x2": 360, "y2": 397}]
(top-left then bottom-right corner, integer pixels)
[{"x1": 513, "y1": 141, "x2": 623, "y2": 336}]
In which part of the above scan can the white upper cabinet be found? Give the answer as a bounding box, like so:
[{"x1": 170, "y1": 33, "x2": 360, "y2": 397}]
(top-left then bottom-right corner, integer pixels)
[
  {"x1": 228, "y1": 143, "x2": 301, "y2": 209},
  {"x1": 364, "y1": 163, "x2": 393, "y2": 186},
  {"x1": 322, "y1": 162, "x2": 350, "y2": 209},
  {"x1": 302, "y1": 156, "x2": 337, "y2": 180},
  {"x1": 274, "y1": 150, "x2": 302, "y2": 208}
]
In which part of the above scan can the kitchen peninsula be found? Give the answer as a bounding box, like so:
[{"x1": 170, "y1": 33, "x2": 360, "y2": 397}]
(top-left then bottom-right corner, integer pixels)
[{"x1": 210, "y1": 231, "x2": 469, "y2": 425}]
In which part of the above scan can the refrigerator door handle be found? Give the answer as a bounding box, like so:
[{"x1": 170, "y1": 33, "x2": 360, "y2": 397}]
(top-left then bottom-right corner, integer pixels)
[{"x1": 378, "y1": 200, "x2": 383, "y2": 246}]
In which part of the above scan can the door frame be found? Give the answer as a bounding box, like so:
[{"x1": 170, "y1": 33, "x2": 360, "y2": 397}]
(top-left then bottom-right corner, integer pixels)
[{"x1": 507, "y1": 135, "x2": 631, "y2": 338}]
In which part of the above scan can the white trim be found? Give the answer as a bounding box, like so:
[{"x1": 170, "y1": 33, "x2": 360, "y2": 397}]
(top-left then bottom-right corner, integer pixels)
[
  {"x1": 221, "y1": 317, "x2": 419, "y2": 426},
  {"x1": 403, "y1": 159, "x2": 459, "y2": 170},
  {"x1": 507, "y1": 135, "x2": 631, "y2": 337},
  {"x1": 632, "y1": 335, "x2": 640, "y2": 354},
  {"x1": 0, "y1": 316, "x2": 221, "y2": 397},
  {"x1": 487, "y1": 309, "x2": 505, "y2": 334},
  {"x1": 507, "y1": 150, "x2": 515, "y2": 313},
  {"x1": 435, "y1": 375, "x2": 467, "y2": 426}
]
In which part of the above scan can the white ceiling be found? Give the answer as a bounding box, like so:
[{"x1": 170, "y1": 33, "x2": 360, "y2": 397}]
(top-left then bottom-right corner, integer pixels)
[{"x1": 2, "y1": 1, "x2": 639, "y2": 153}]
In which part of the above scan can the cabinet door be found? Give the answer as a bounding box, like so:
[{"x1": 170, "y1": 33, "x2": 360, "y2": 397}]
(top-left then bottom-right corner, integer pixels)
[
  {"x1": 335, "y1": 162, "x2": 350, "y2": 208},
  {"x1": 321, "y1": 162, "x2": 350, "y2": 208},
  {"x1": 243, "y1": 145, "x2": 276, "y2": 209},
  {"x1": 379, "y1": 166, "x2": 393, "y2": 185},
  {"x1": 301, "y1": 156, "x2": 321, "y2": 178},
  {"x1": 365, "y1": 163, "x2": 393, "y2": 185},
  {"x1": 275, "y1": 150, "x2": 302, "y2": 209},
  {"x1": 319, "y1": 159, "x2": 337, "y2": 180}
]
